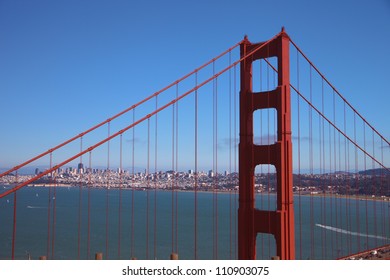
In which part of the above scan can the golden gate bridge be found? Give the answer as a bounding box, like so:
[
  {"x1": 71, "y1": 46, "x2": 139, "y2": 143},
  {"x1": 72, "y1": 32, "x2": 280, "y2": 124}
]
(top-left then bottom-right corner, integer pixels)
[{"x1": 0, "y1": 29, "x2": 389, "y2": 260}]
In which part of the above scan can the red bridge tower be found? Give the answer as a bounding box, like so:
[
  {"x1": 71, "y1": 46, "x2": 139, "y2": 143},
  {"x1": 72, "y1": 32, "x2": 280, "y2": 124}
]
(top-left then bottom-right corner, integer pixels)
[{"x1": 238, "y1": 29, "x2": 295, "y2": 260}]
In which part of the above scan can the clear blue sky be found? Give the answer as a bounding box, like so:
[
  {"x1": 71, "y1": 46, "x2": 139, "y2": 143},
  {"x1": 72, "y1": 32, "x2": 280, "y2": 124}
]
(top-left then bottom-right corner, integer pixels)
[{"x1": 1, "y1": 0, "x2": 389, "y2": 171}]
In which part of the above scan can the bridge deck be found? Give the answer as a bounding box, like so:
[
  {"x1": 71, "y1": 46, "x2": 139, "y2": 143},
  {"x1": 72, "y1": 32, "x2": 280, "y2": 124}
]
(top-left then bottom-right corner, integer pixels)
[{"x1": 340, "y1": 245, "x2": 390, "y2": 260}]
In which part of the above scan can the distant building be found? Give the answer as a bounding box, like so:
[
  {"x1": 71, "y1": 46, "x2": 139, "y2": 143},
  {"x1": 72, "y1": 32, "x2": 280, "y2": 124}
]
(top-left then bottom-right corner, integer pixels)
[{"x1": 77, "y1": 163, "x2": 84, "y2": 174}]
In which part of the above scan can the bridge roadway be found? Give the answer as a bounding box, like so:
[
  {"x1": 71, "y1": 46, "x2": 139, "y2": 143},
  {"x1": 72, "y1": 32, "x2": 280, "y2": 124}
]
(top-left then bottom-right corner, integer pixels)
[{"x1": 340, "y1": 245, "x2": 390, "y2": 260}]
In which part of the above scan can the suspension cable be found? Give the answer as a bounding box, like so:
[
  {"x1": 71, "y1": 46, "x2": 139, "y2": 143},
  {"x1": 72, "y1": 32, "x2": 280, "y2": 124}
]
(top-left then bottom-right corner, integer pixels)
[
  {"x1": 0, "y1": 41, "x2": 244, "y2": 180},
  {"x1": 0, "y1": 31, "x2": 285, "y2": 199},
  {"x1": 289, "y1": 38, "x2": 390, "y2": 147}
]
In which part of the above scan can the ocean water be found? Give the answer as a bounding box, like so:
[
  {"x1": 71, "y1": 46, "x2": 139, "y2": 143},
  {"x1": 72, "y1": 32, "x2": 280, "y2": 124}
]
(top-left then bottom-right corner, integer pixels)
[{"x1": 0, "y1": 186, "x2": 389, "y2": 260}]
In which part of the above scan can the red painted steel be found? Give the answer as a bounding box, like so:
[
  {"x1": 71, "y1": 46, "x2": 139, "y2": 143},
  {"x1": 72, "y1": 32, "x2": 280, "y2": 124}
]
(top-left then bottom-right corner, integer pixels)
[
  {"x1": 238, "y1": 29, "x2": 295, "y2": 260},
  {"x1": 2, "y1": 29, "x2": 387, "y2": 260}
]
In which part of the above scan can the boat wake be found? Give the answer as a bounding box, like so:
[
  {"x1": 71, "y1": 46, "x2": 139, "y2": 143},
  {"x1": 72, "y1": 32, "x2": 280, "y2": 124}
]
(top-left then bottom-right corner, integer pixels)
[
  {"x1": 27, "y1": 206, "x2": 46, "y2": 209},
  {"x1": 315, "y1": 224, "x2": 390, "y2": 241}
]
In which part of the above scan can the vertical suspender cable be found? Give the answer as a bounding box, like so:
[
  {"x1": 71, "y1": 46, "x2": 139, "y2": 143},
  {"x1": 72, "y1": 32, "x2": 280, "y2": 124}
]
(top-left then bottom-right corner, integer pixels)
[
  {"x1": 49, "y1": 154, "x2": 54, "y2": 258},
  {"x1": 106, "y1": 122, "x2": 111, "y2": 259},
  {"x1": 212, "y1": 60, "x2": 219, "y2": 259},
  {"x1": 212, "y1": 61, "x2": 216, "y2": 259},
  {"x1": 171, "y1": 88, "x2": 175, "y2": 255},
  {"x1": 363, "y1": 123, "x2": 369, "y2": 251},
  {"x1": 130, "y1": 109, "x2": 135, "y2": 258},
  {"x1": 319, "y1": 95, "x2": 323, "y2": 259},
  {"x1": 233, "y1": 63, "x2": 238, "y2": 259},
  {"x1": 154, "y1": 96, "x2": 158, "y2": 260},
  {"x1": 380, "y1": 139, "x2": 386, "y2": 245},
  {"x1": 267, "y1": 50, "x2": 271, "y2": 259},
  {"x1": 131, "y1": 109, "x2": 135, "y2": 259},
  {"x1": 296, "y1": 48, "x2": 303, "y2": 259},
  {"x1": 49, "y1": 152, "x2": 56, "y2": 259},
  {"x1": 51, "y1": 158, "x2": 57, "y2": 259},
  {"x1": 329, "y1": 89, "x2": 335, "y2": 259},
  {"x1": 309, "y1": 65, "x2": 314, "y2": 259},
  {"x1": 344, "y1": 102, "x2": 351, "y2": 255},
  {"x1": 78, "y1": 137, "x2": 83, "y2": 259},
  {"x1": 146, "y1": 118, "x2": 150, "y2": 259},
  {"x1": 258, "y1": 59, "x2": 263, "y2": 259},
  {"x1": 194, "y1": 71, "x2": 198, "y2": 259},
  {"x1": 372, "y1": 131, "x2": 378, "y2": 248},
  {"x1": 259, "y1": 59, "x2": 265, "y2": 259},
  {"x1": 118, "y1": 134, "x2": 123, "y2": 259},
  {"x1": 338, "y1": 117, "x2": 343, "y2": 256},
  {"x1": 215, "y1": 75, "x2": 219, "y2": 260},
  {"x1": 175, "y1": 85, "x2": 179, "y2": 256},
  {"x1": 333, "y1": 89, "x2": 340, "y2": 258},
  {"x1": 381, "y1": 138, "x2": 387, "y2": 243},
  {"x1": 228, "y1": 50, "x2": 232, "y2": 259},
  {"x1": 11, "y1": 172, "x2": 17, "y2": 260},
  {"x1": 328, "y1": 115, "x2": 333, "y2": 258},
  {"x1": 87, "y1": 151, "x2": 92, "y2": 259},
  {"x1": 354, "y1": 113, "x2": 360, "y2": 253},
  {"x1": 47, "y1": 157, "x2": 52, "y2": 258},
  {"x1": 343, "y1": 102, "x2": 348, "y2": 255},
  {"x1": 321, "y1": 79, "x2": 327, "y2": 259}
]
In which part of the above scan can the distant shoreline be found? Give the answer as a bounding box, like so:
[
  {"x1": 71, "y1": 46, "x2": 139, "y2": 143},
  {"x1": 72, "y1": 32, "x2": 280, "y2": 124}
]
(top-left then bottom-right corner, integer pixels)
[{"x1": 23, "y1": 183, "x2": 390, "y2": 202}]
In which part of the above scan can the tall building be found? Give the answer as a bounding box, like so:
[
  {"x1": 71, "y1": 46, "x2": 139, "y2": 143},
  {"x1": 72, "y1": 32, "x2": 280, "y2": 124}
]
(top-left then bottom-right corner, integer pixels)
[{"x1": 77, "y1": 163, "x2": 84, "y2": 174}]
